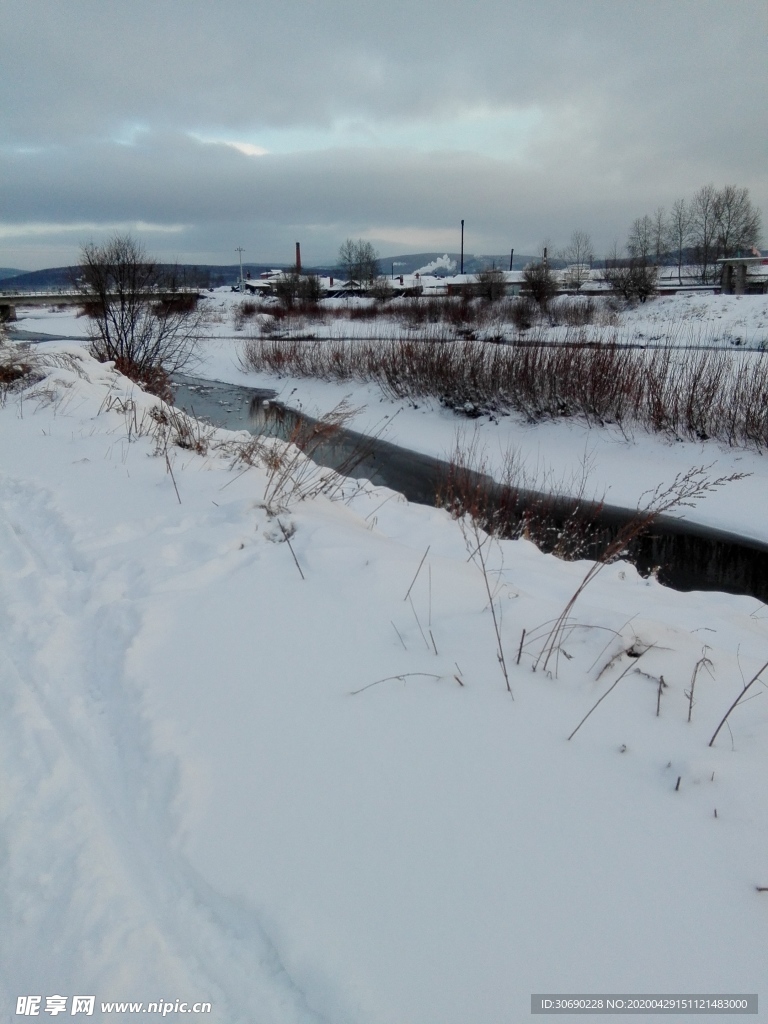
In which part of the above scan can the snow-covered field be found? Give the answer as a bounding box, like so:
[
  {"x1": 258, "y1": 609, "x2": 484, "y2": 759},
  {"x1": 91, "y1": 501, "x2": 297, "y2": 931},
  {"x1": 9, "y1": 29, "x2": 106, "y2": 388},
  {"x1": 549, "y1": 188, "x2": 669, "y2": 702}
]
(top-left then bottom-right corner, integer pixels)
[
  {"x1": 12, "y1": 288, "x2": 768, "y2": 349},
  {"x1": 2, "y1": 299, "x2": 767, "y2": 1022}
]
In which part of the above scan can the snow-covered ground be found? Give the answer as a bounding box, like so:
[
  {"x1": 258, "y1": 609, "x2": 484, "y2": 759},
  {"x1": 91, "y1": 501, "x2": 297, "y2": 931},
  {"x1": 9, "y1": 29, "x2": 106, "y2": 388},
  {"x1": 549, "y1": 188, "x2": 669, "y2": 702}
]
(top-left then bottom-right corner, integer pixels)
[
  {"x1": 12, "y1": 288, "x2": 768, "y2": 349},
  {"x1": 10, "y1": 292, "x2": 768, "y2": 548},
  {"x1": 196, "y1": 339, "x2": 768, "y2": 547},
  {"x1": 618, "y1": 291, "x2": 767, "y2": 348},
  {"x1": 1, "y1": 325, "x2": 767, "y2": 1021}
]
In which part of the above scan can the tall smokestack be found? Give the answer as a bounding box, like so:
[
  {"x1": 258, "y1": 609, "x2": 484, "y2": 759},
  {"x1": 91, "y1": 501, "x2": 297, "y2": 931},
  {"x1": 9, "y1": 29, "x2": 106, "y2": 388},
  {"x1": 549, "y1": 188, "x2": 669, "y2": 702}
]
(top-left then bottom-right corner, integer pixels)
[{"x1": 295, "y1": 242, "x2": 301, "y2": 273}]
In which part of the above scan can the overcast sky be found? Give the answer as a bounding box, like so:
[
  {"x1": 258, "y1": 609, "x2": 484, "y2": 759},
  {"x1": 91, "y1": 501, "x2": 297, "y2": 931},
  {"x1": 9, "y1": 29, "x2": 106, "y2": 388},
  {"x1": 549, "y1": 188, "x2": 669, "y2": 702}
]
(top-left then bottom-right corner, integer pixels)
[{"x1": 2, "y1": 0, "x2": 766, "y2": 270}]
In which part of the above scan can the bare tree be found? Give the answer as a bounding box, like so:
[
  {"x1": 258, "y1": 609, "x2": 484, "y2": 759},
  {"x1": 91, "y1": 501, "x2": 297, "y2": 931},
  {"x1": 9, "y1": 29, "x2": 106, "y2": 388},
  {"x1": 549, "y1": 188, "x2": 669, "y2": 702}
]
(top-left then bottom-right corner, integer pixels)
[
  {"x1": 629, "y1": 184, "x2": 761, "y2": 287},
  {"x1": 689, "y1": 184, "x2": 720, "y2": 283},
  {"x1": 338, "y1": 238, "x2": 380, "y2": 289},
  {"x1": 713, "y1": 184, "x2": 761, "y2": 258},
  {"x1": 78, "y1": 235, "x2": 204, "y2": 397},
  {"x1": 475, "y1": 266, "x2": 506, "y2": 301},
  {"x1": 523, "y1": 259, "x2": 557, "y2": 308},
  {"x1": 558, "y1": 230, "x2": 595, "y2": 288},
  {"x1": 627, "y1": 211, "x2": 667, "y2": 266},
  {"x1": 356, "y1": 240, "x2": 379, "y2": 287},
  {"x1": 370, "y1": 275, "x2": 394, "y2": 300},
  {"x1": 338, "y1": 239, "x2": 356, "y2": 287},
  {"x1": 603, "y1": 243, "x2": 657, "y2": 304},
  {"x1": 274, "y1": 268, "x2": 322, "y2": 309},
  {"x1": 627, "y1": 215, "x2": 654, "y2": 262},
  {"x1": 651, "y1": 207, "x2": 667, "y2": 264},
  {"x1": 667, "y1": 198, "x2": 692, "y2": 285}
]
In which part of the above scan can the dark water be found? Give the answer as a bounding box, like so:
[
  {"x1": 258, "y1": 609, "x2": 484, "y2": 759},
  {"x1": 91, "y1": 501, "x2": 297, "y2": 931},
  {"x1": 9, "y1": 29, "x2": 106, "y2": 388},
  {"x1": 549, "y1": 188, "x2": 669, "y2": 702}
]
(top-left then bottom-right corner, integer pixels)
[
  {"x1": 7, "y1": 327, "x2": 85, "y2": 342},
  {"x1": 172, "y1": 374, "x2": 768, "y2": 603}
]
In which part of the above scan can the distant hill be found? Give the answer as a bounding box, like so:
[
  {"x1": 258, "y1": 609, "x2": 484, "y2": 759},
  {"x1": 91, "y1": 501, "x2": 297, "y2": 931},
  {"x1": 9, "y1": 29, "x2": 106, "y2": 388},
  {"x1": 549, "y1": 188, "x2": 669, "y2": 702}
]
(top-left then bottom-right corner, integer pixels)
[
  {"x1": 0, "y1": 266, "x2": 79, "y2": 291},
  {"x1": 0, "y1": 253, "x2": 551, "y2": 293},
  {"x1": 0, "y1": 263, "x2": 291, "y2": 292}
]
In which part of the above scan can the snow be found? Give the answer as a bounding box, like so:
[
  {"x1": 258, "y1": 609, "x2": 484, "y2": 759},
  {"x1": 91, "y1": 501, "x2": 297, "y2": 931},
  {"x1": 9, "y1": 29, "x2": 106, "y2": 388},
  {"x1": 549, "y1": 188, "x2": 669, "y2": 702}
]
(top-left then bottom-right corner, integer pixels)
[
  {"x1": 617, "y1": 292, "x2": 768, "y2": 348},
  {"x1": 13, "y1": 286, "x2": 768, "y2": 348},
  {"x1": 190, "y1": 343, "x2": 768, "y2": 546},
  {"x1": 2, "y1": 301, "x2": 767, "y2": 1022},
  {"x1": 9, "y1": 291, "x2": 768, "y2": 545}
]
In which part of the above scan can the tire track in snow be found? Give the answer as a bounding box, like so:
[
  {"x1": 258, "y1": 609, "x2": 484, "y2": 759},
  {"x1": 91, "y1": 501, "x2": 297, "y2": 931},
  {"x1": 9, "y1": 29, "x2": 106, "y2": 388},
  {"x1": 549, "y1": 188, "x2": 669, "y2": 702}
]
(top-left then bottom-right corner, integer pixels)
[{"x1": 0, "y1": 477, "x2": 334, "y2": 1023}]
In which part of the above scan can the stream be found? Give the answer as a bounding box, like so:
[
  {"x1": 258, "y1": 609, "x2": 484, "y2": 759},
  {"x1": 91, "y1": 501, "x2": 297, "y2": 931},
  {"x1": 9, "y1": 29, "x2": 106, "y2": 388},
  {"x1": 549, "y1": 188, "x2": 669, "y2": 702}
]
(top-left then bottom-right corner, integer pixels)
[
  {"x1": 172, "y1": 374, "x2": 768, "y2": 604},
  {"x1": 9, "y1": 324, "x2": 766, "y2": 602}
]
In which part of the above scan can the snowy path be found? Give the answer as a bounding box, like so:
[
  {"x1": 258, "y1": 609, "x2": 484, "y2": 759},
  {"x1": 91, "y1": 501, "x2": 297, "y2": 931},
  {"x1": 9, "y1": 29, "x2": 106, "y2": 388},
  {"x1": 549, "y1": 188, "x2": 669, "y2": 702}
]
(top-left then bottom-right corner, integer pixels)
[{"x1": 0, "y1": 475, "x2": 332, "y2": 1022}]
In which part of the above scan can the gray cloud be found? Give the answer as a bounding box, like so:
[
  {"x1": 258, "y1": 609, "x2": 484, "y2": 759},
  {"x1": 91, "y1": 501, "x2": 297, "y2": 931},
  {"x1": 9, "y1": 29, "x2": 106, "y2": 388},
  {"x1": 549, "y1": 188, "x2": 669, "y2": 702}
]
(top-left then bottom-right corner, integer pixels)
[{"x1": 2, "y1": 0, "x2": 766, "y2": 268}]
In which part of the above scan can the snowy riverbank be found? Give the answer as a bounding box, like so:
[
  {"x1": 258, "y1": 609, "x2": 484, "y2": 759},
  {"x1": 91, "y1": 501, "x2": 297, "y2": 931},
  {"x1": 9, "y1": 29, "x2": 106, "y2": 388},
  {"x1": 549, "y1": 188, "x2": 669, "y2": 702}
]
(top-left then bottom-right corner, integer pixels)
[
  {"x1": 1, "y1": 342, "x2": 766, "y2": 1022},
  {"x1": 10, "y1": 291, "x2": 768, "y2": 547}
]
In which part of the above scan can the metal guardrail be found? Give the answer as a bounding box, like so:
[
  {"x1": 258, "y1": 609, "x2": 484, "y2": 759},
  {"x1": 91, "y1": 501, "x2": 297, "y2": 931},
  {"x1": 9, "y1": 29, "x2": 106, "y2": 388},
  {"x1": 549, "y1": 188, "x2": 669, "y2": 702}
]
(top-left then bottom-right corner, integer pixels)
[
  {"x1": 0, "y1": 288, "x2": 82, "y2": 297},
  {"x1": 0, "y1": 287, "x2": 201, "y2": 299}
]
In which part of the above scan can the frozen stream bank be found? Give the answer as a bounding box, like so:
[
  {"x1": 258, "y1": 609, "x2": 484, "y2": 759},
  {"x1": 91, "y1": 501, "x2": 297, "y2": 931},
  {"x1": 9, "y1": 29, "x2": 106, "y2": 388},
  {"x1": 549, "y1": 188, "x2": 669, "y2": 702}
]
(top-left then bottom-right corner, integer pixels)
[{"x1": 172, "y1": 374, "x2": 768, "y2": 603}]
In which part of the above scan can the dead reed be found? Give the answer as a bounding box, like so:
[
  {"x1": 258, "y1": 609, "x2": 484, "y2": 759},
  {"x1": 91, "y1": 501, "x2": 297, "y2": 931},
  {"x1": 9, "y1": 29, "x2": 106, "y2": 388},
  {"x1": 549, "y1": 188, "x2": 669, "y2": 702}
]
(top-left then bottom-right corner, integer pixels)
[
  {"x1": 241, "y1": 334, "x2": 768, "y2": 448},
  {"x1": 533, "y1": 466, "x2": 747, "y2": 676},
  {"x1": 0, "y1": 336, "x2": 40, "y2": 398},
  {"x1": 435, "y1": 435, "x2": 603, "y2": 559}
]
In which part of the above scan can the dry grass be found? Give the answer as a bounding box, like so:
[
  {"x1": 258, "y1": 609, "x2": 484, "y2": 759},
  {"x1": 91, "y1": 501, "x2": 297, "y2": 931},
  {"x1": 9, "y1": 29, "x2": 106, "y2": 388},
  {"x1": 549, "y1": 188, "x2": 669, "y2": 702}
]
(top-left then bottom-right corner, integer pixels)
[
  {"x1": 436, "y1": 435, "x2": 603, "y2": 560},
  {"x1": 231, "y1": 299, "x2": 260, "y2": 331},
  {"x1": 460, "y1": 516, "x2": 515, "y2": 695},
  {"x1": 708, "y1": 657, "x2": 768, "y2": 747},
  {"x1": 532, "y1": 465, "x2": 748, "y2": 676},
  {"x1": 245, "y1": 294, "x2": 587, "y2": 337},
  {"x1": 213, "y1": 400, "x2": 380, "y2": 513},
  {"x1": 241, "y1": 333, "x2": 768, "y2": 449},
  {"x1": 112, "y1": 357, "x2": 174, "y2": 401},
  {"x1": 0, "y1": 335, "x2": 40, "y2": 398},
  {"x1": 146, "y1": 404, "x2": 215, "y2": 456},
  {"x1": 259, "y1": 401, "x2": 376, "y2": 510}
]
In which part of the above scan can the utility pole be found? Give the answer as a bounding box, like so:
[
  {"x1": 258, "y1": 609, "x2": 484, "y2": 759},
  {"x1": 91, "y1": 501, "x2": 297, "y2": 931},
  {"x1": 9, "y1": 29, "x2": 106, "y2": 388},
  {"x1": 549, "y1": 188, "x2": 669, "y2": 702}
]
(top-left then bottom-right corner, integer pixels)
[
  {"x1": 509, "y1": 248, "x2": 514, "y2": 272},
  {"x1": 460, "y1": 220, "x2": 464, "y2": 275},
  {"x1": 235, "y1": 247, "x2": 245, "y2": 292}
]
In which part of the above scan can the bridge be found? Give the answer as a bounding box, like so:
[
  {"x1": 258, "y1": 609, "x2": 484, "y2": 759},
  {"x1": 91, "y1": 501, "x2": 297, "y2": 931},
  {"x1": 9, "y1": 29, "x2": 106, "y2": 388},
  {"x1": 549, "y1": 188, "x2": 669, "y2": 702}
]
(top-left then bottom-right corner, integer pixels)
[{"x1": 0, "y1": 288, "x2": 201, "y2": 321}]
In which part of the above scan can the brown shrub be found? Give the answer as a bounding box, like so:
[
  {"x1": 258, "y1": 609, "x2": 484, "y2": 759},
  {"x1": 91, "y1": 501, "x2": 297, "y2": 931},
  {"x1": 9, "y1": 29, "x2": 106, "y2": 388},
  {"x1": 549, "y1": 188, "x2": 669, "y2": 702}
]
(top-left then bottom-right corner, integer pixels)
[{"x1": 113, "y1": 357, "x2": 173, "y2": 402}]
